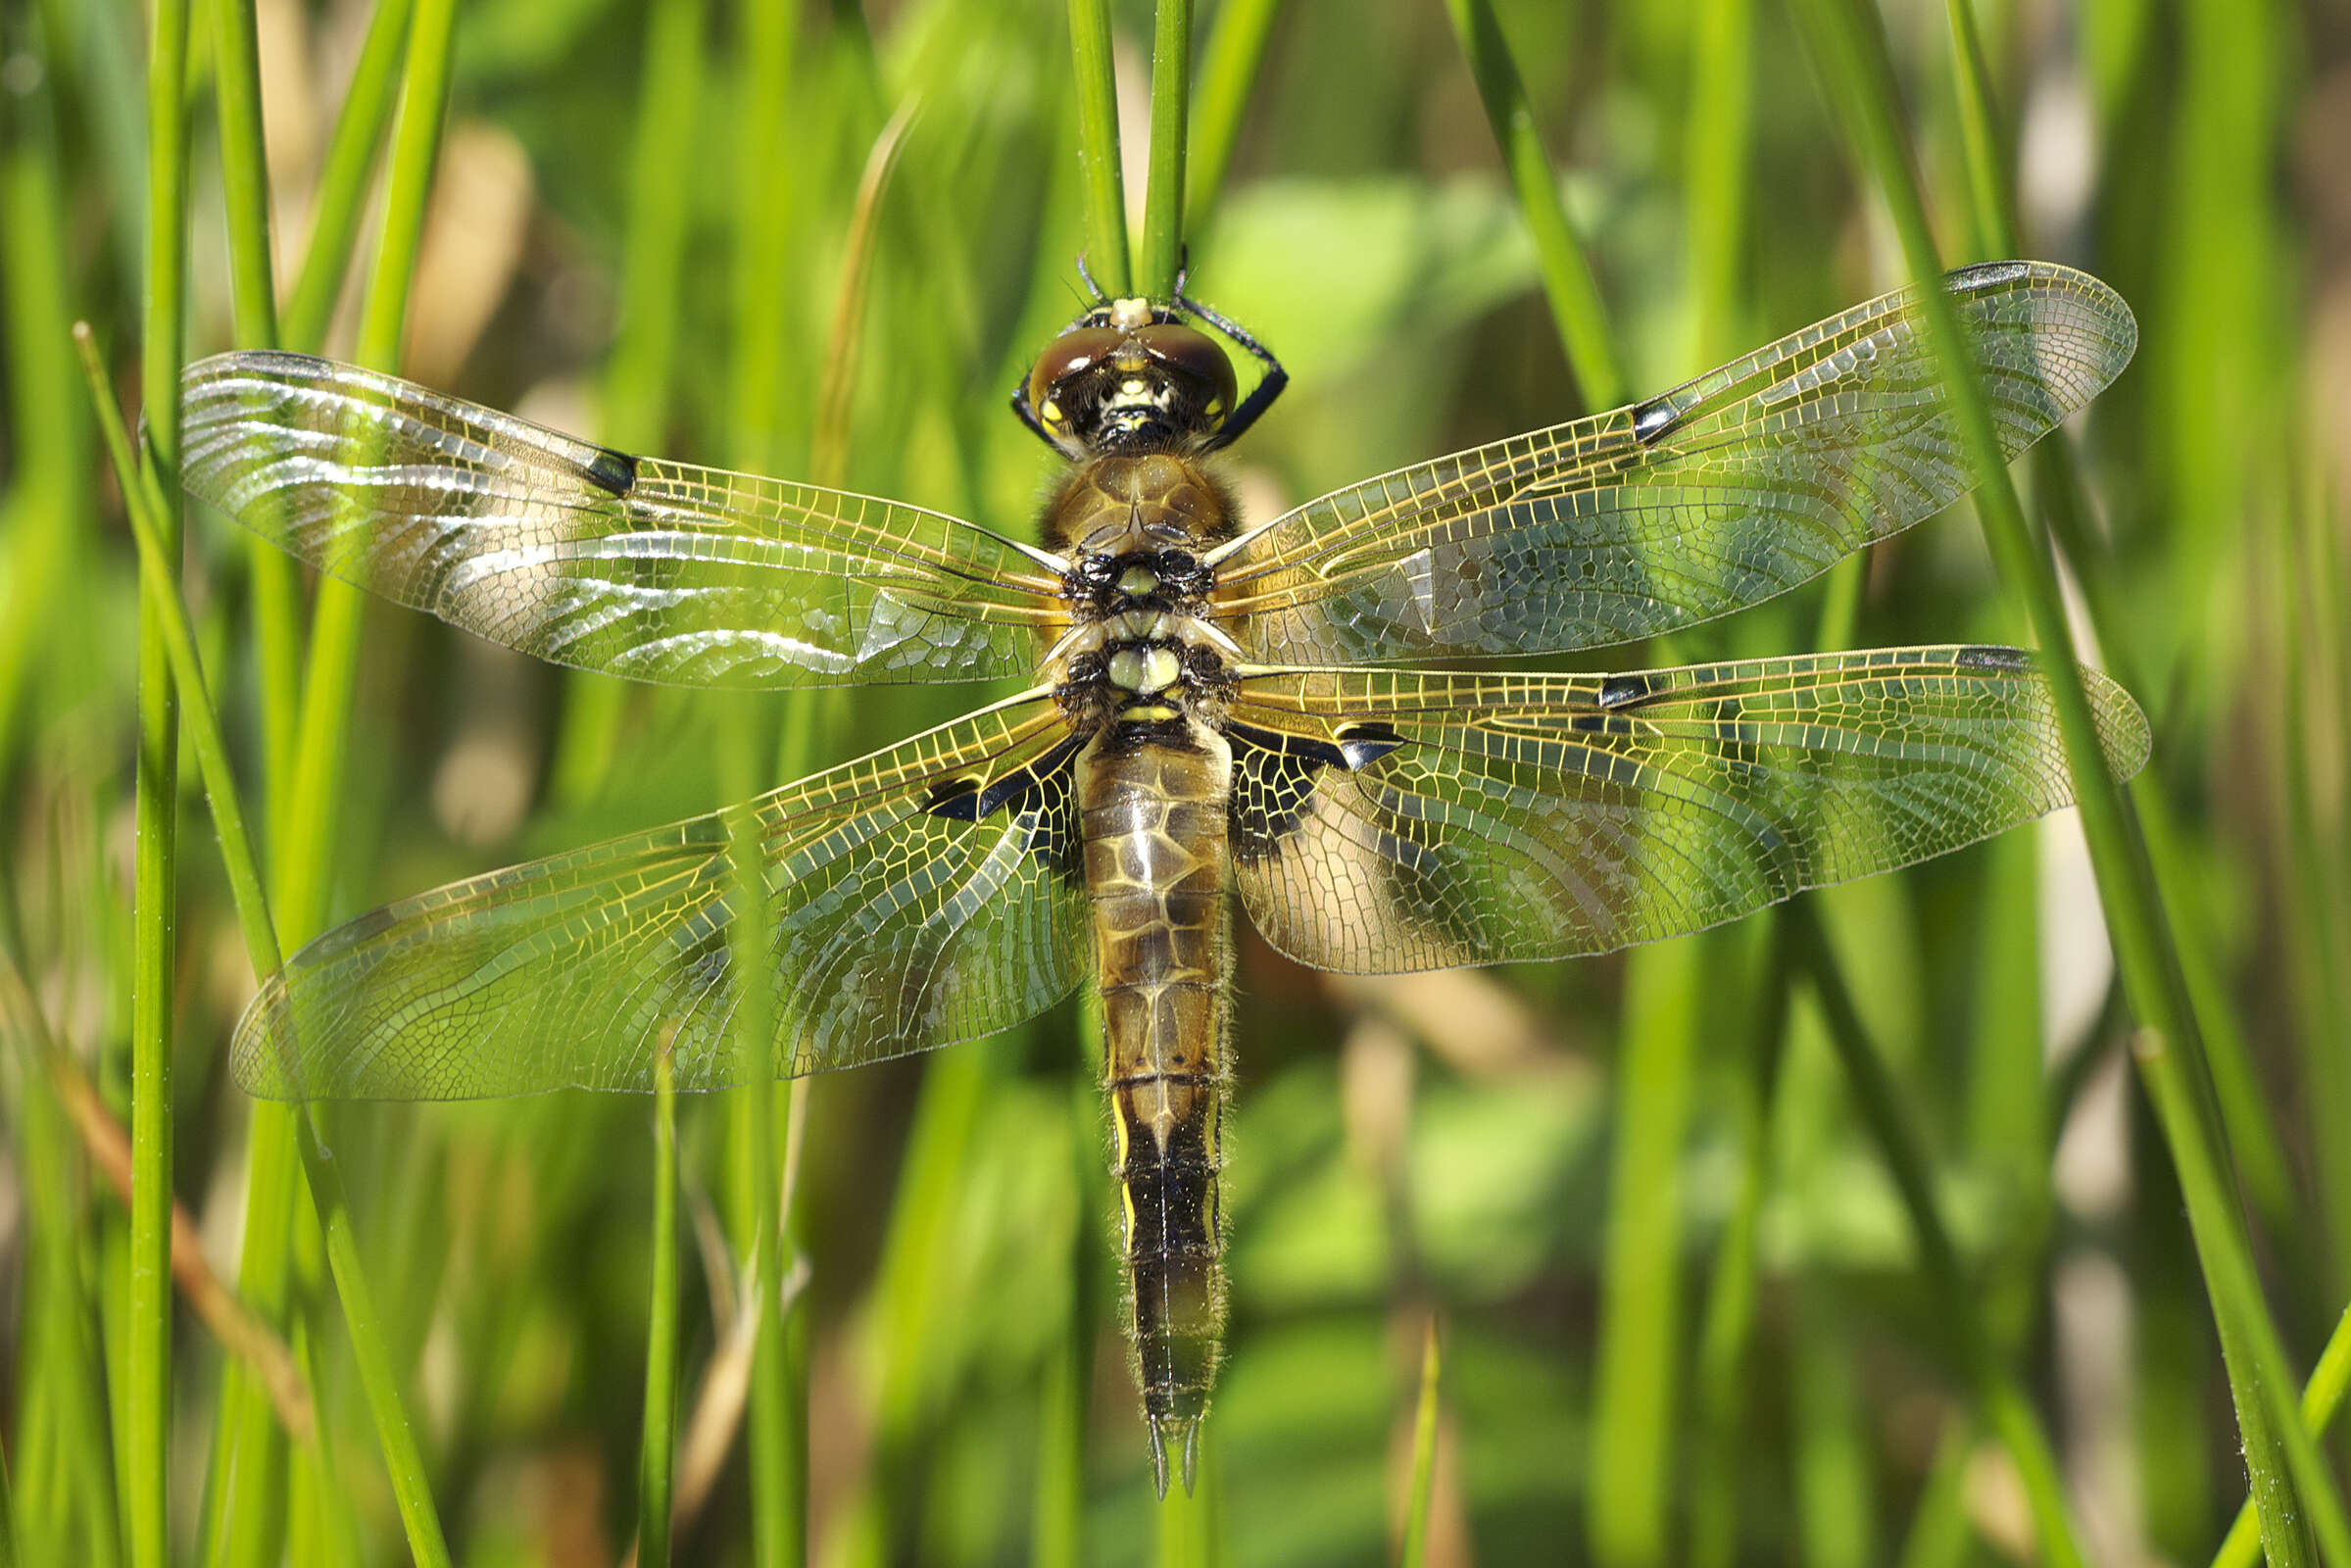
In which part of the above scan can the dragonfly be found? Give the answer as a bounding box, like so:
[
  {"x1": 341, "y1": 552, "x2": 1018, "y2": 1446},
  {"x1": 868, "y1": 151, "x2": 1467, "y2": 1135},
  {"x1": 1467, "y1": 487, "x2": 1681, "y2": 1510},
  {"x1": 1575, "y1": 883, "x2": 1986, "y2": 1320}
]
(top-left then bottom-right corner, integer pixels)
[{"x1": 180, "y1": 259, "x2": 2145, "y2": 1496}]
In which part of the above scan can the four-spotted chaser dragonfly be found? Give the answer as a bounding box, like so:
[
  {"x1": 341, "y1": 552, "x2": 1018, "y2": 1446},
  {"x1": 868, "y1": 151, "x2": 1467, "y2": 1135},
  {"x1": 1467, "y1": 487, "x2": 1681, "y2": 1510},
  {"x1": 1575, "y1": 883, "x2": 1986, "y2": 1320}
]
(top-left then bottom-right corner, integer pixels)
[{"x1": 180, "y1": 259, "x2": 2144, "y2": 1495}]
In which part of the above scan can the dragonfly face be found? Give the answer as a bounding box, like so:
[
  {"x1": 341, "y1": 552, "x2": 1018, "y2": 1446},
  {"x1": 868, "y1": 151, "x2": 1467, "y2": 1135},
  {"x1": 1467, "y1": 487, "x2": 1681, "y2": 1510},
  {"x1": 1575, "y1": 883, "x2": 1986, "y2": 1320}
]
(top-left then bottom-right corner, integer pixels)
[
  {"x1": 178, "y1": 259, "x2": 2149, "y2": 1497},
  {"x1": 1021, "y1": 295, "x2": 1241, "y2": 457}
]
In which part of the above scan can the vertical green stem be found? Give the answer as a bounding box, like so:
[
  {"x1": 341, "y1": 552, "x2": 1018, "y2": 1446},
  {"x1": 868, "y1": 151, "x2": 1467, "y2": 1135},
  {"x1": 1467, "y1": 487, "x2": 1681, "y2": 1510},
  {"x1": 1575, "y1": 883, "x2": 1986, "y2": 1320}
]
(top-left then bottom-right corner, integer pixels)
[
  {"x1": 1683, "y1": 0, "x2": 1751, "y2": 363},
  {"x1": 1589, "y1": 938, "x2": 1698, "y2": 1567},
  {"x1": 206, "y1": 9, "x2": 419, "y2": 1519},
  {"x1": 128, "y1": 0, "x2": 191, "y2": 1560},
  {"x1": 636, "y1": 1044, "x2": 680, "y2": 1568},
  {"x1": 1033, "y1": 1057, "x2": 1099, "y2": 1568},
  {"x1": 1397, "y1": 1319, "x2": 1443, "y2": 1568},
  {"x1": 2215, "y1": 1305, "x2": 2351, "y2": 1568},
  {"x1": 279, "y1": 0, "x2": 416, "y2": 357},
  {"x1": 1184, "y1": 0, "x2": 1277, "y2": 239},
  {"x1": 723, "y1": 10, "x2": 808, "y2": 1560},
  {"x1": 79, "y1": 319, "x2": 456, "y2": 1568},
  {"x1": 198, "y1": 5, "x2": 305, "y2": 1560},
  {"x1": 1791, "y1": 906, "x2": 2087, "y2": 1567},
  {"x1": 1939, "y1": 0, "x2": 2298, "y2": 1245},
  {"x1": 1439, "y1": 0, "x2": 1626, "y2": 409},
  {"x1": 1139, "y1": 0, "x2": 1192, "y2": 297},
  {"x1": 724, "y1": 0, "x2": 800, "y2": 476},
  {"x1": 208, "y1": 0, "x2": 302, "y2": 802},
  {"x1": 1067, "y1": 0, "x2": 1130, "y2": 295},
  {"x1": 725, "y1": 710, "x2": 798, "y2": 1568},
  {"x1": 1788, "y1": 1, "x2": 2337, "y2": 1561}
]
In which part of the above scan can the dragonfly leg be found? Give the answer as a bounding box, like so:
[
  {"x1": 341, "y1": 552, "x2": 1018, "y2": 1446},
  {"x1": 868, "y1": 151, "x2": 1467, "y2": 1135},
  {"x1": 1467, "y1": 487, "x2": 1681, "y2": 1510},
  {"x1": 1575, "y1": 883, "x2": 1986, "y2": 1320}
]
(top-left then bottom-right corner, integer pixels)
[
  {"x1": 1009, "y1": 374, "x2": 1057, "y2": 449},
  {"x1": 1179, "y1": 288, "x2": 1288, "y2": 451}
]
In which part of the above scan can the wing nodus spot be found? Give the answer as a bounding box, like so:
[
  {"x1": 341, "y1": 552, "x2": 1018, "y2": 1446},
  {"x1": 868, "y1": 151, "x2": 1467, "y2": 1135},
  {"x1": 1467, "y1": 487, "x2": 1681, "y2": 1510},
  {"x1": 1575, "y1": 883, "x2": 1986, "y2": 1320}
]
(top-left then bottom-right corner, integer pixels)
[
  {"x1": 584, "y1": 445, "x2": 639, "y2": 497},
  {"x1": 1598, "y1": 672, "x2": 1653, "y2": 709}
]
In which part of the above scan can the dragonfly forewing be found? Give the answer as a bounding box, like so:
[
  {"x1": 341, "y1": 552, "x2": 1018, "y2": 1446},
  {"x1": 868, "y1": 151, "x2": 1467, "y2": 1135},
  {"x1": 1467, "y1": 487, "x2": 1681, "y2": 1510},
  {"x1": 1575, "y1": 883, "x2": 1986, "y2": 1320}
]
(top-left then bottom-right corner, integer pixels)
[
  {"x1": 180, "y1": 351, "x2": 1066, "y2": 689},
  {"x1": 1215, "y1": 263, "x2": 2136, "y2": 664}
]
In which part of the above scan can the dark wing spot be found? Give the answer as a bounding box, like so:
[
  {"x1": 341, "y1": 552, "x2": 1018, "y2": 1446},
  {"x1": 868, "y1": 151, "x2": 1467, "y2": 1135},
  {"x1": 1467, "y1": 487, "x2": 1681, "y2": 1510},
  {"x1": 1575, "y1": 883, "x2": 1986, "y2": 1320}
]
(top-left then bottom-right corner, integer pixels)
[
  {"x1": 584, "y1": 445, "x2": 639, "y2": 497},
  {"x1": 1955, "y1": 645, "x2": 2032, "y2": 671},
  {"x1": 1631, "y1": 396, "x2": 1680, "y2": 444},
  {"x1": 1947, "y1": 260, "x2": 2032, "y2": 294},
  {"x1": 1598, "y1": 673, "x2": 1653, "y2": 709},
  {"x1": 1335, "y1": 721, "x2": 1405, "y2": 770}
]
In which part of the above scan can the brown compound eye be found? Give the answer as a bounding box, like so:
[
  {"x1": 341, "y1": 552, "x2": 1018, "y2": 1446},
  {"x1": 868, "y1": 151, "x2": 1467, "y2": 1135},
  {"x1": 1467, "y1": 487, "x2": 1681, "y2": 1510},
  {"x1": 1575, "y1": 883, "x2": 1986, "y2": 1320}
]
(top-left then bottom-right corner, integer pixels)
[
  {"x1": 1025, "y1": 326, "x2": 1123, "y2": 426},
  {"x1": 1133, "y1": 323, "x2": 1239, "y2": 421}
]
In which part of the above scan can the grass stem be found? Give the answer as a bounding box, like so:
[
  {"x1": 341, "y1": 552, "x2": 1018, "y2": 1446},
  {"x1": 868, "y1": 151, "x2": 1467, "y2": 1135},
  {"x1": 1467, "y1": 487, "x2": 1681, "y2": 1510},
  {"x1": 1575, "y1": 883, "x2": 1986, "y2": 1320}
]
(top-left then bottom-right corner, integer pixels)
[
  {"x1": 128, "y1": 0, "x2": 192, "y2": 1559},
  {"x1": 1184, "y1": 0, "x2": 1276, "y2": 240},
  {"x1": 1398, "y1": 1317, "x2": 1443, "y2": 1568},
  {"x1": 78, "y1": 321, "x2": 457, "y2": 1568},
  {"x1": 1140, "y1": 0, "x2": 1192, "y2": 298},
  {"x1": 636, "y1": 1041, "x2": 681, "y2": 1568},
  {"x1": 1791, "y1": 906, "x2": 2087, "y2": 1567},
  {"x1": 1790, "y1": 2, "x2": 2342, "y2": 1560},
  {"x1": 1440, "y1": 0, "x2": 1626, "y2": 409},
  {"x1": 1066, "y1": 0, "x2": 1130, "y2": 296}
]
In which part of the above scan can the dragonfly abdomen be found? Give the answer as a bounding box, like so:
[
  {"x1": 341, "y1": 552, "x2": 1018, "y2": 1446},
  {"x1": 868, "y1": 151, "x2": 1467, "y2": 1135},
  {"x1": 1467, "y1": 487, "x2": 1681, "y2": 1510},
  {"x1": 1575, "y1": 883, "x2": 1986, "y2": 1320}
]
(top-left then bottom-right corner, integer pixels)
[{"x1": 1077, "y1": 721, "x2": 1235, "y2": 1498}]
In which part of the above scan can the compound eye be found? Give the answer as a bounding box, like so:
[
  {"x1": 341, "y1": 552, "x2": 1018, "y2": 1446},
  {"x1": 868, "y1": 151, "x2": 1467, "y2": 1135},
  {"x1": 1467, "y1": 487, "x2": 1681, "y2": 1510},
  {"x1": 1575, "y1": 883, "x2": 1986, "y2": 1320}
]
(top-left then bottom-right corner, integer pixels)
[
  {"x1": 1025, "y1": 326, "x2": 1122, "y2": 422},
  {"x1": 1134, "y1": 323, "x2": 1239, "y2": 421}
]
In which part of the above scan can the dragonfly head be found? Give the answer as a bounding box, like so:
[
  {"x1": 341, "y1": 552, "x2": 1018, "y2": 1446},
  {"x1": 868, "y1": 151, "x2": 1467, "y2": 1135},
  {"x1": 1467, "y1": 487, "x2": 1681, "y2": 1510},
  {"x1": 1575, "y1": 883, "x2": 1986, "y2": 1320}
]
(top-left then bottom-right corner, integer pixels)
[{"x1": 1023, "y1": 298, "x2": 1238, "y2": 457}]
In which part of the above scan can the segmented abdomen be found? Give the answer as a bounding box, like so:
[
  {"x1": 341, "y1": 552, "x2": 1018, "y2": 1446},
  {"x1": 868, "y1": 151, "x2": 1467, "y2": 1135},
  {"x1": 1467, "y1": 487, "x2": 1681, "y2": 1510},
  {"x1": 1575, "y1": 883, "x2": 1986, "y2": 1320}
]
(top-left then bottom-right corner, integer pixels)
[{"x1": 1077, "y1": 722, "x2": 1233, "y2": 1496}]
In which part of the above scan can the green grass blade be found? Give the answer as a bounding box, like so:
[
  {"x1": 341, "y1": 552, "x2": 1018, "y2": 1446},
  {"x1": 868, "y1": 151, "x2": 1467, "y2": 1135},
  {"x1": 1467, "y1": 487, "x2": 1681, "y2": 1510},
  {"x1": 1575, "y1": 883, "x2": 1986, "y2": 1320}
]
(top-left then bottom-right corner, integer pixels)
[
  {"x1": 1940, "y1": 0, "x2": 2018, "y2": 256},
  {"x1": 0, "y1": 10, "x2": 90, "y2": 764},
  {"x1": 197, "y1": 12, "x2": 304, "y2": 1552},
  {"x1": 1067, "y1": 0, "x2": 1130, "y2": 295},
  {"x1": 280, "y1": 0, "x2": 416, "y2": 354},
  {"x1": 637, "y1": 1045, "x2": 681, "y2": 1568},
  {"x1": 128, "y1": 0, "x2": 193, "y2": 1558},
  {"x1": 1683, "y1": 0, "x2": 1751, "y2": 363},
  {"x1": 2216, "y1": 1304, "x2": 2351, "y2": 1568},
  {"x1": 79, "y1": 319, "x2": 456, "y2": 1568},
  {"x1": 1689, "y1": 924, "x2": 1789, "y2": 1568},
  {"x1": 1184, "y1": 0, "x2": 1277, "y2": 239},
  {"x1": 1439, "y1": 0, "x2": 1625, "y2": 409},
  {"x1": 206, "y1": 4, "x2": 416, "y2": 1527},
  {"x1": 1792, "y1": 906, "x2": 2088, "y2": 1568},
  {"x1": 1033, "y1": 1055, "x2": 1100, "y2": 1568},
  {"x1": 1397, "y1": 1317, "x2": 1442, "y2": 1568},
  {"x1": 206, "y1": 0, "x2": 301, "y2": 822},
  {"x1": 1154, "y1": 1418, "x2": 1214, "y2": 1568},
  {"x1": 725, "y1": 709, "x2": 800, "y2": 1568},
  {"x1": 723, "y1": 0, "x2": 799, "y2": 476},
  {"x1": 1589, "y1": 935, "x2": 1699, "y2": 1567},
  {"x1": 1788, "y1": 2, "x2": 2339, "y2": 1561},
  {"x1": 1139, "y1": 0, "x2": 1192, "y2": 298},
  {"x1": 1937, "y1": 0, "x2": 2299, "y2": 1254}
]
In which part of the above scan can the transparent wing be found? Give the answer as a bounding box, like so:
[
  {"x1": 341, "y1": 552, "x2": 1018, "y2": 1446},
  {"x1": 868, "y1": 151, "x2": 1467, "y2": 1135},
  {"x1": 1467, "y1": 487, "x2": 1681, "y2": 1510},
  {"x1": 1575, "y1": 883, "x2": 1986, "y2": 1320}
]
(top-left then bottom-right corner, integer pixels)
[
  {"x1": 181, "y1": 351, "x2": 1064, "y2": 688},
  {"x1": 233, "y1": 695, "x2": 1091, "y2": 1099},
  {"x1": 1225, "y1": 648, "x2": 2149, "y2": 973},
  {"x1": 1215, "y1": 263, "x2": 2136, "y2": 662}
]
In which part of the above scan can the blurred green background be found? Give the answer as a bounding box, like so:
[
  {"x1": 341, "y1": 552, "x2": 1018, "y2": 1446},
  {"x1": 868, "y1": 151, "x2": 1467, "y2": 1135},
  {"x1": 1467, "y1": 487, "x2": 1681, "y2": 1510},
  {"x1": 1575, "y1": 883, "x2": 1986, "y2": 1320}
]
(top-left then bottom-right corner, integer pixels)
[{"x1": 4, "y1": 0, "x2": 2350, "y2": 1563}]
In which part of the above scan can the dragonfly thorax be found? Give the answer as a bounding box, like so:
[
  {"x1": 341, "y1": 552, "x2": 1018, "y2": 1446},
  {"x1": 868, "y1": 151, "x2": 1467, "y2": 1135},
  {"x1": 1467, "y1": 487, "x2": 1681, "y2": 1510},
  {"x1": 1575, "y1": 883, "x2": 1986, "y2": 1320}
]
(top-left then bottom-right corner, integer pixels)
[{"x1": 1051, "y1": 543, "x2": 1238, "y2": 729}]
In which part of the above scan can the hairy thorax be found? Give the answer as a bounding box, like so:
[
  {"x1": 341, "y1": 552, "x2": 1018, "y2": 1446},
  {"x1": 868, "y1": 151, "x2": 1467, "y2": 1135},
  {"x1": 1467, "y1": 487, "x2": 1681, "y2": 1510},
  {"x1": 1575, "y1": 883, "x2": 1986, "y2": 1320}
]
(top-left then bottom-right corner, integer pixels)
[{"x1": 1044, "y1": 452, "x2": 1244, "y2": 735}]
